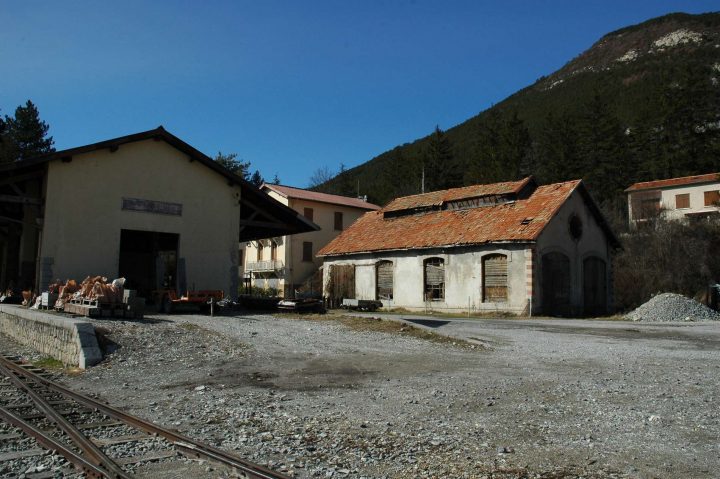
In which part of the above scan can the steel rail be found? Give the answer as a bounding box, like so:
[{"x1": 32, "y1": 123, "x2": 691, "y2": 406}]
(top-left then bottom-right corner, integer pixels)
[
  {"x1": 0, "y1": 357, "x2": 291, "y2": 479},
  {"x1": 0, "y1": 362, "x2": 131, "y2": 478},
  {"x1": 0, "y1": 405, "x2": 113, "y2": 478}
]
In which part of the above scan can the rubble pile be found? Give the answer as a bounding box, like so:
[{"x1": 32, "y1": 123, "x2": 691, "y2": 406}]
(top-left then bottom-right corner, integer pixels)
[{"x1": 626, "y1": 292, "x2": 720, "y2": 322}]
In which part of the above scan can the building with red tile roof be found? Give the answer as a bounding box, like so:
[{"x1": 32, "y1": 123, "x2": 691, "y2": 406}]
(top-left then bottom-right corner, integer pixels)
[
  {"x1": 625, "y1": 173, "x2": 720, "y2": 223},
  {"x1": 318, "y1": 178, "x2": 619, "y2": 317}
]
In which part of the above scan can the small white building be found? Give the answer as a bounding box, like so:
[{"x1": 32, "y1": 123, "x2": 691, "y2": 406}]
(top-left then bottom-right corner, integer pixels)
[
  {"x1": 626, "y1": 172, "x2": 720, "y2": 225},
  {"x1": 318, "y1": 178, "x2": 620, "y2": 317},
  {"x1": 243, "y1": 184, "x2": 379, "y2": 297}
]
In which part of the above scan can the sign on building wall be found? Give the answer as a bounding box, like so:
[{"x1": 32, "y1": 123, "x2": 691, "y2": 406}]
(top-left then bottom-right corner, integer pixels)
[{"x1": 121, "y1": 198, "x2": 183, "y2": 216}]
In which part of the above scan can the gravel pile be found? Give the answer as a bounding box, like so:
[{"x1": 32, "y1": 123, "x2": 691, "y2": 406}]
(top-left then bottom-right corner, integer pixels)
[{"x1": 625, "y1": 292, "x2": 720, "y2": 322}]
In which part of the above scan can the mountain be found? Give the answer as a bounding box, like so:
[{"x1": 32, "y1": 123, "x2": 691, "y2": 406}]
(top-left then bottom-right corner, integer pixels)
[{"x1": 315, "y1": 12, "x2": 720, "y2": 213}]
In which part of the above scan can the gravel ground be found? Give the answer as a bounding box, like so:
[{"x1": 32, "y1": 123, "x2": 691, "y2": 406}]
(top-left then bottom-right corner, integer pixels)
[
  {"x1": 626, "y1": 293, "x2": 720, "y2": 322},
  {"x1": 0, "y1": 311, "x2": 718, "y2": 478}
]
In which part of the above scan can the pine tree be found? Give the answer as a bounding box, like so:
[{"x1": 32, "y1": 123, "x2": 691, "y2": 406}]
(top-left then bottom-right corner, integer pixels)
[
  {"x1": 574, "y1": 92, "x2": 631, "y2": 203},
  {"x1": 0, "y1": 114, "x2": 9, "y2": 164},
  {"x1": 424, "y1": 126, "x2": 459, "y2": 191},
  {"x1": 466, "y1": 110, "x2": 531, "y2": 185},
  {"x1": 4, "y1": 100, "x2": 54, "y2": 161},
  {"x1": 250, "y1": 170, "x2": 264, "y2": 186},
  {"x1": 214, "y1": 151, "x2": 251, "y2": 179},
  {"x1": 534, "y1": 112, "x2": 580, "y2": 184},
  {"x1": 1, "y1": 101, "x2": 55, "y2": 163}
]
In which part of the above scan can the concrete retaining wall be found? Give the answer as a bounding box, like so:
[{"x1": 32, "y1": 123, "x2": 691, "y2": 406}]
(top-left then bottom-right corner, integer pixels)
[{"x1": 0, "y1": 305, "x2": 102, "y2": 369}]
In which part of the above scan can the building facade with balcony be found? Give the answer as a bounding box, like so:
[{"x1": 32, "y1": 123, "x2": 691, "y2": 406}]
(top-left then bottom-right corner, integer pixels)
[
  {"x1": 626, "y1": 173, "x2": 720, "y2": 226},
  {"x1": 242, "y1": 184, "x2": 380, "y2": 297}
]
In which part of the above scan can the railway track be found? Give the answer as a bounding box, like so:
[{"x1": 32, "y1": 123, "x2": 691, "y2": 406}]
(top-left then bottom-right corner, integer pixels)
[{"x1": 0, "y1": 355, "x2": 291, "y2": 478}]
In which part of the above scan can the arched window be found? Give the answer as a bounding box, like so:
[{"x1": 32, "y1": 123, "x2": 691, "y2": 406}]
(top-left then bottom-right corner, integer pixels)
[
  {"x1": 376, "y1": 261, "x2": 394, "y2": 300},
  {"x1": 483, "y1": 254, "x2": 508, "y2": 302},
  {"x1": 424, "y1": 257, "x2": 445, "y2": 301}
]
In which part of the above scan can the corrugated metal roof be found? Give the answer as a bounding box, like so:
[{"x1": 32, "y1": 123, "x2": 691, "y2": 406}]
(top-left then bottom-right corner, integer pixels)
[
  {"x1": 625, "y1": 173, "x2": 720, "y2": 192},
  {"x1": 318, "y1": 180, "x2": 585, "y2": 256},
  {"x1": 263, "y1": 184, "x2": 380, "y2": 210}
]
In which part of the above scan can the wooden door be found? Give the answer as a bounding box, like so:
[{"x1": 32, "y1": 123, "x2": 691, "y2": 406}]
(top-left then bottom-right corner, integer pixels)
[
  {"x1": 541, "y1": 252, "x2": 571, "y2": 316},
  {"x1": 583, "y1": 257, "x2": 607, "y2": 316}
]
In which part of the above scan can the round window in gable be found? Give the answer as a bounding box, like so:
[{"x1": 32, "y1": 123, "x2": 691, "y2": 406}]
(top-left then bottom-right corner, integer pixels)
[{"x1": 568, "y1": 214, "x2": 583, "y2": 241}]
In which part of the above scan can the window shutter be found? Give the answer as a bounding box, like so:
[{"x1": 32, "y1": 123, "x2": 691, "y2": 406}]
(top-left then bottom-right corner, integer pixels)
[{"x1": 483, "y1": 254, "x2": 508, "y2": 302}]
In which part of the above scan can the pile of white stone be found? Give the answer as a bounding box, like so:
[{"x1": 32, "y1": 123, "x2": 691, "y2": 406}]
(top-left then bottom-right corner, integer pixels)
[{"x1": 626, "y1": 293, "x2": 720, "y2": 322}]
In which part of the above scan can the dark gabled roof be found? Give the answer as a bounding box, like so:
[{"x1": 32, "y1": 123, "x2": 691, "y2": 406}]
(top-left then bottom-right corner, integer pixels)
[
  {"x1": 0, "y1": 126, "x2": 318, "y2": 240},
  {"x1": 1, "y1": 126, "x2": 242, "y2": 184},
  {"x1": 318, "y1": 179, "x2": 620, "y2": 257}
]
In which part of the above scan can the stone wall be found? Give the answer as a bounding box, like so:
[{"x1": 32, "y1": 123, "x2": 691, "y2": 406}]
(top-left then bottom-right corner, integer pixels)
[{"x1": 0, "y1": 305, "x2": 102, "y2": 369}]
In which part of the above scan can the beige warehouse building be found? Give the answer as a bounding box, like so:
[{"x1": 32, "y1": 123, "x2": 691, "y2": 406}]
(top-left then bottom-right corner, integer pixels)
[{"x1": 0, "y1": 127, "x2": 316, "y2": 300}]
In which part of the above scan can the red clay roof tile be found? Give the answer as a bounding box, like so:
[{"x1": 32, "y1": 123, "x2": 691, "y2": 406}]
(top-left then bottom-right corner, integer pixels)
[
  {"x1": 318, "y1": 179, "x2": 583, "y2": 256},
  {"x1": 625, "y1": 173, "x2": 720, "y2": 192}
]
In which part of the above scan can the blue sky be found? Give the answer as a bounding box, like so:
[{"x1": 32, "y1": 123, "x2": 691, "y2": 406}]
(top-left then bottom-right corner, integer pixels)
[{"x1": 2, "y1": 1, "x2": 717, "y2": 187}]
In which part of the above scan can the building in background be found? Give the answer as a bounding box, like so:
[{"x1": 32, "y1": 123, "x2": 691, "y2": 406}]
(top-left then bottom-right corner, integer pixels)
[
  {"x1": 318, "y1": 177, "x2": 620, "y2": 317},
  {"x1": 243, "y1": 184, "x2": 379, "y2": 297},
  {"x1": 625, "y1": 173, "x2": 720, "y2": 225},
  {"x1": 0, "y1": 127, "x2": 315, "y2": 300}
]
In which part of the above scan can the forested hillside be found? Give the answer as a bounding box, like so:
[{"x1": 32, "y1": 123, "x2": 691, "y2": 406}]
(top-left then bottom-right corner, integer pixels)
[{"x1": 315, "y1": 12, "x2": 720, "y2": 216}]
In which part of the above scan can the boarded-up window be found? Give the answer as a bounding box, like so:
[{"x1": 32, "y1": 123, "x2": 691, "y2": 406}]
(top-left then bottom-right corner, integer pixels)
[
  {"x1": 704, "y1": 190, "x2": 720, "y2": 206},
  {"x1": 630, "y1": 190, "x2": 661, "y2": 220},
  {"x1": 304, "y1": 207, "x2": 314, "y2": 221},
  {"x1": 675, "y1": 193, "x2": 690, "y2": 209},
  {"x1": 302, "y1": 241, "x2": 313, "y2": 262},
  {"x1": 424, "y1": 258, "x2": 445, "y2": 301},
  {"x1": 376, "y1": 261, "x2": 393, "y2": 300},
  {"x1": 256, "y1": 244, "x2": 263, "y2": 261},
  {"x1": 327, "y1": 265, "x2": 355, "y2": 300},
  {"x1": 483, "y1": 254, "x2": 507, "y2": 302},
  {"x1": 334, "y1": 212, "x2": 343, "y2": 231}
]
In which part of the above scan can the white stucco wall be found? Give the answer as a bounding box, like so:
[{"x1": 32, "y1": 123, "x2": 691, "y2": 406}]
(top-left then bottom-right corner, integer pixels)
[
  {"x1": 322, "y1": 244, "x2": 531, "y2": 314},
  {"x1": 535, "y1": 189, "x2": 613, "y2": 315},
  {"x1": 41, "y1": 139, "x2": 241, "y2": 297}
]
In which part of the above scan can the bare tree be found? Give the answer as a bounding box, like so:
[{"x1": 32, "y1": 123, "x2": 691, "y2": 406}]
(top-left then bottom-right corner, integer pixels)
[{"x1": 308, "y1": 165, "x2": 335, "y2": 188}]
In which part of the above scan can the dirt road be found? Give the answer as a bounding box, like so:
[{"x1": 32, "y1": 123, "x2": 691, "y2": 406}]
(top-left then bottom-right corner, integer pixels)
[{"x1": 3, "y1": 311, "x2": 718, "y2": 478}]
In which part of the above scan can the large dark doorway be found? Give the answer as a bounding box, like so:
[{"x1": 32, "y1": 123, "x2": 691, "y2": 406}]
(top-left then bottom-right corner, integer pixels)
[
  {"x1": 583, "y1": 257, "x2": 607, "y2": 316},
  {"x1": 541, "y1": 252, "x2": 571, "y2": 317},
  {"x1": 118, "y1": 230, "x2": 178, "y2": 299}
]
